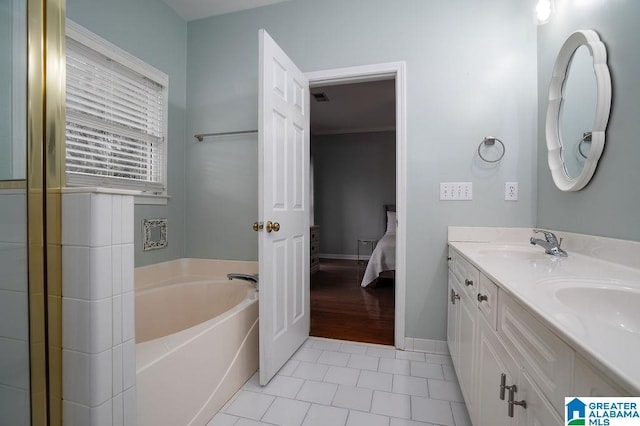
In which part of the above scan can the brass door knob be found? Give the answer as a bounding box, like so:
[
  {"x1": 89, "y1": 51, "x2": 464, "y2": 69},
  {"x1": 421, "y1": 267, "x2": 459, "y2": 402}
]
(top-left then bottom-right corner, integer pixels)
[
  {"x1": 265, "y1": 221, "x2": 281, "y2": 233},
  {"x1": 252, "y1": 222, "x2": 263, "y2": 232}
]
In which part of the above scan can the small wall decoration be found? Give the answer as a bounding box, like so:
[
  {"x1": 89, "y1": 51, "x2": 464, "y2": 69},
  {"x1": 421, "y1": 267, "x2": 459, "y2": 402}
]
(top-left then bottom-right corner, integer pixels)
[{"x1": 143, "y1": 218, "x2": 168, "y2": 251}]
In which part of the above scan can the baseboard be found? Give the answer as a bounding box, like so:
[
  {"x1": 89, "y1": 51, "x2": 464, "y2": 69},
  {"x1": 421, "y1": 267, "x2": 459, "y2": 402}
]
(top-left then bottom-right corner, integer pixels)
[
  {"x1": 319, "y1": 253, "x2": 370, "y2": 261},
  {"x1": 403, "y1": 337, "x2": 449, "y2": 355}
]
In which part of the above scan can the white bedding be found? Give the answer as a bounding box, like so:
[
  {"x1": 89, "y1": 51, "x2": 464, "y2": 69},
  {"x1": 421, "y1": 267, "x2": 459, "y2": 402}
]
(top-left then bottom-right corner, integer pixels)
[{"x1": 360, "y1": 232, "x2": 396, "y2": 287}]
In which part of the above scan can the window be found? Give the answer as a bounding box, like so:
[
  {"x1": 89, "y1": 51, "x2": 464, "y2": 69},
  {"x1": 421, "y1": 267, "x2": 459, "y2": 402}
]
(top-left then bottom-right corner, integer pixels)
[{"x1": 65, "y1": 20, "x2": 168, "y2": 194}]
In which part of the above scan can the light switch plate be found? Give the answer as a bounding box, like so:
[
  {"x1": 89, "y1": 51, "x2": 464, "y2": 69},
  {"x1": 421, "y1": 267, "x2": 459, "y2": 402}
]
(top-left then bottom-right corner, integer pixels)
[{"x1": 440, "y1": 182, "x2": 473, "y2": 200}]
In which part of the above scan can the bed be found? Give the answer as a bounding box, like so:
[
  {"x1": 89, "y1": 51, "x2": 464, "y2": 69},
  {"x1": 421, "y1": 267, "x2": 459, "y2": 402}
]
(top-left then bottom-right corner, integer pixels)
[{"x1": 360, "y1": 205, "x2": 396, "y2": 287}]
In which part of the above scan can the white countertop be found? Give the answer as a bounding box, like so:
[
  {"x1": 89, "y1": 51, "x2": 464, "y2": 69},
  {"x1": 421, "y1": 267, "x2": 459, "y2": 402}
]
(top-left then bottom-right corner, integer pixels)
[{"x1": 449, "y1": 241, "x2": 640, "y2": 394}]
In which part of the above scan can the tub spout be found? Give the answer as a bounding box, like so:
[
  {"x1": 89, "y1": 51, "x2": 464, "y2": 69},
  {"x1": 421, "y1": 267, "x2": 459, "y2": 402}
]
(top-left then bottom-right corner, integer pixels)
[{"x1": 227, "y1": 273, "x2": 259, "y2": 291}]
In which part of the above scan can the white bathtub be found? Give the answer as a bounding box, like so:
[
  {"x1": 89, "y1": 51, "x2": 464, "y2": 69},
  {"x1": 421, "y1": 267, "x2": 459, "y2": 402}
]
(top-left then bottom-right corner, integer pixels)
[{"x1": 135, "y1": 259, "x2": 259, "y2": 426}]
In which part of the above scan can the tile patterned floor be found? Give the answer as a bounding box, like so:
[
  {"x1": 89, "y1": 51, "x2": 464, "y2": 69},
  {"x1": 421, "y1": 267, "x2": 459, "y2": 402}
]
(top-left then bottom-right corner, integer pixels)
[{"x1": 207, "y1": 337, "x2": 471, "y2": 426}]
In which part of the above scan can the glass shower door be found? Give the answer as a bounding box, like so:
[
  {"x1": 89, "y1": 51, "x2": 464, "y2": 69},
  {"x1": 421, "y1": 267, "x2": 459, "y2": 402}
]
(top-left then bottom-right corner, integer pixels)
[{"x1": 0, "y1": 0, "x2": 30, "y2": 424}]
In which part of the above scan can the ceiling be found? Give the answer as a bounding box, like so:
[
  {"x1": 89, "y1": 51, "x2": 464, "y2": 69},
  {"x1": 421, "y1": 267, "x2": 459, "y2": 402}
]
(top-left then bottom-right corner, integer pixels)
[
  {"x1": 311, "y1": 79, "x2": 396, "y2": 135},
  {"x1": 161, "y1": 0, "x2": 293, "y2": 21}
]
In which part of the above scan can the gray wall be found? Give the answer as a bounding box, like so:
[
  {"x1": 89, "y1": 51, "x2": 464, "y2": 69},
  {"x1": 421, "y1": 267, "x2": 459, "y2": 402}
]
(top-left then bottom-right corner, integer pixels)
[
  {"x1": 0, "y1": 1, "x2": 13, "y2": 179},
  {"x1": 186, "y1": 0, "x2": 538, "y2": 341},
  {"x1": 0, "y1": 0, "x2": 25, "y2": 181},
  {"x1": 67, "y1": 0, "x2": 188, "y2": 266},
  {"x1": 536, "y1": 1, "x2": 640, "y2": 241},
  {"x1": 313, "y1": 132, "x2": 396, "y2": 256}
]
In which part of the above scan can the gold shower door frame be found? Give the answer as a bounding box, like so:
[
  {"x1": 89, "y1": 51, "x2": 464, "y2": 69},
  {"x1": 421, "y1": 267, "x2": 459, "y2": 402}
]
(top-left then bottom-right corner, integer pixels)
[{"x1": 27, "y1": 0, "x2": 65, "y2": 423}]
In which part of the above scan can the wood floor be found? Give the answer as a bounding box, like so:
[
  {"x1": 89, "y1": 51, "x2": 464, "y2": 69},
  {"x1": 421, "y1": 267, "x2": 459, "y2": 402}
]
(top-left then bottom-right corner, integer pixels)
[{"x1": 310, "y1": 258, "x2": 395, "y2": 345}]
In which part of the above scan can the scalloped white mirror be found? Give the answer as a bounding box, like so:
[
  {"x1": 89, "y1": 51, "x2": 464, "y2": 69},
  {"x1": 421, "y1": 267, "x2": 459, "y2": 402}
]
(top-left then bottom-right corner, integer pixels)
[{"x1": 545, "y1": 30, "x2": 611, "y2": 191}]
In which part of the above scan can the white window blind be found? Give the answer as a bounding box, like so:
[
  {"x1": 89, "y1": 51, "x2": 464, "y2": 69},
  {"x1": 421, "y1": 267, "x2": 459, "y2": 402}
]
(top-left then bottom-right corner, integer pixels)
[{"x1": 65, "y1": 22, "x2": 168, "y2": 193}]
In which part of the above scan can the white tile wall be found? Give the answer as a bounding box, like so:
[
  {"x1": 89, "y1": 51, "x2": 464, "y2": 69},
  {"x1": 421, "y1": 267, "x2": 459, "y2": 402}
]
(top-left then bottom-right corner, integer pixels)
[
  {"x1": 0, "y1": 192, "x2": 27, "y2": 243},
  {"x1": 0, "y1": 338, "x2": 29, "y2": 389},
  {"x1": 0, "y1": 289, "x2": 29, "y2": 340},
  {"x1": 0, "y1": 243, "x2": 28, "y2": 292},
  {"x1": 0, "y1": 384, "x2": 29, "y2": 426},
  {"x1": 0, "y1": 191, "x2": 30, "y2": 426},
  {"x1": 123, "y1": 386, "x2": 136, "y2": 425},
  {"x1": 62, "y1": 191, "x2": 136, "y2": 426},
  {"x1": 62, "y1": 298, "x2": 113, "y2": 354},
  {"x1": 63, "y1": 399, "x2": 112, "y2": 426}
]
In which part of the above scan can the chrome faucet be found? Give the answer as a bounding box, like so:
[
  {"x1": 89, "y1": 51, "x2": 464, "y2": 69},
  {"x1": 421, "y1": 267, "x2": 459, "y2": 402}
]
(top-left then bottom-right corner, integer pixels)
[
  {"x1": 529, "y1": 229, "x2": 567, "y2": 257},
  {"x1": 227, "y1": 273, "x2": 259, "y2": 291}
]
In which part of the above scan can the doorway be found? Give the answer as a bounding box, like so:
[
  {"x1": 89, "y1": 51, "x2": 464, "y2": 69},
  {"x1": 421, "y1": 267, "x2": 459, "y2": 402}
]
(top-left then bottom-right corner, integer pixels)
[{"x1": 306, "y1": 62, "x2": 407, "y2": 348}]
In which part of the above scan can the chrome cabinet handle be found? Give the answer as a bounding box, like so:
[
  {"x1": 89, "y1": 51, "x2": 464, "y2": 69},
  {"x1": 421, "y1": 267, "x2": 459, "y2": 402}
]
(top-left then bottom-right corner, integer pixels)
[
  {"x1": 508, "y1": 386, "x2": 527, "y2": 417},
  {"x1": 464, "y1": 279, "x2": 474, "y2": 287},
  {"x1": 450, "y1": 289, "x2": 460, "y2": 304},
  {"x1": 499, "y1": 373, "x2": 516, "y2": 401},
  {"x1": 477, "y1": 293, "x2": 488, "y2": 302}
]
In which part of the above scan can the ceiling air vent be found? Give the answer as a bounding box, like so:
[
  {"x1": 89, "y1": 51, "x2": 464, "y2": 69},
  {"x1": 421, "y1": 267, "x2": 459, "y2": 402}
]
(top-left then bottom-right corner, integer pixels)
[{"x1": 312, "y1": 92, "x2": 330, "y2": 102}]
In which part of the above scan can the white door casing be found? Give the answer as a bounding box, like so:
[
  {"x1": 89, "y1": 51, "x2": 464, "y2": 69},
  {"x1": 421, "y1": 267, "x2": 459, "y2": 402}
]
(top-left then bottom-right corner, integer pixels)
[
  {"x1": 305, "y1": 62, "x2": 407, "y2": 349},
  {"x1": 258, "y1": 29, "x2": 310, "y2": 385}
]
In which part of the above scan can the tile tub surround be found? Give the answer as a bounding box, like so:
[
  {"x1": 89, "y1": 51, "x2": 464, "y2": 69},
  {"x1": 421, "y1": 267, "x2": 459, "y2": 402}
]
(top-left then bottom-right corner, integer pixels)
[
  {"x1": 208, "y1": 337, "x2": 470, "y2": 426},
  {"x1": 448, "y1": 226, "x2": 640, "y2": 394},
  {"x1": 62, "y1": 189, "x2": 136, "y2": 426}
]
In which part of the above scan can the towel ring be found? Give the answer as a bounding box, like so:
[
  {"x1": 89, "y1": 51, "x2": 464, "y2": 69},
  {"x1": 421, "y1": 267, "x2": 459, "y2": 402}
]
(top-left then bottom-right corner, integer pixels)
[
  {"x1": 578, "y1": 132, "x2": 592, "y2": 159},
  {"x1": 478, "y1": 137, "x2": 505, "y2": 163}
]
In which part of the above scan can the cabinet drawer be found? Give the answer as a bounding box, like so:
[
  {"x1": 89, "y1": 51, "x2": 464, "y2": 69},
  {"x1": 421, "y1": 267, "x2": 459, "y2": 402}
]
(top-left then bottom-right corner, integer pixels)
[
  {"x1": 477, "y1": 273, "x2": 498, "y2": 329},
  {"x1": 453, "y1": 254, "x2": 480, "y2": 298},
  {"x1": 498, "y1": 293, "x2": 573, "y2": 416}
]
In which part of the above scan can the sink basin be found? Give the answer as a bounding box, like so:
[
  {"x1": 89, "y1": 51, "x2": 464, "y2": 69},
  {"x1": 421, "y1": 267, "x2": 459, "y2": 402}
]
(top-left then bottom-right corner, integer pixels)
[
  {"x1": 553, "y1": 284, "x2": 640, "y2": 334},
  {"x1": 476, "y1": 246, "x2": 548, "y2": 260}
]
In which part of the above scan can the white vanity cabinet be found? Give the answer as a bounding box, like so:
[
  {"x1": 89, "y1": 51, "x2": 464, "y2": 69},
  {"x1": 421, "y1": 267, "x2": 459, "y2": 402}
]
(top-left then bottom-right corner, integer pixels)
[
  {"x1": 446, "y1": 245, "x2": 626, "y2": 426},
  {"x1": 447, "y1": 251, "x2": 478, "y2": 417}
]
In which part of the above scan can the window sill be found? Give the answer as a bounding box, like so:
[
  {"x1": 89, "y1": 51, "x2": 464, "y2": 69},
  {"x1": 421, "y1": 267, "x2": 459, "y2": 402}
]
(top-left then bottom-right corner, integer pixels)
[
  {"x1": 135, "y1": 193, "x2": 170, "y2": 205},
  {"x1": 62, "y1": 187, "x2": 170, "y2": 205}
]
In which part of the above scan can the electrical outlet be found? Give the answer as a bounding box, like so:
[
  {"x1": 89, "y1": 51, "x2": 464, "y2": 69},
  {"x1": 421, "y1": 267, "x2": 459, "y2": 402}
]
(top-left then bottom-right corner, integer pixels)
[
  {"x1": 505, "y1": 182, "x2": 518, "y2": 201},
  {"x1": 440, "y1": 182, "x2": 473, "y2": 200}
]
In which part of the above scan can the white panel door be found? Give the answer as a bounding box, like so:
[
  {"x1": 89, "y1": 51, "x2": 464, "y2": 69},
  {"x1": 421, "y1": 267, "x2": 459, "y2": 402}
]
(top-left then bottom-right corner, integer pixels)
[{"x1": 258, "y1": 29, "x2": 310, "y2": 385}]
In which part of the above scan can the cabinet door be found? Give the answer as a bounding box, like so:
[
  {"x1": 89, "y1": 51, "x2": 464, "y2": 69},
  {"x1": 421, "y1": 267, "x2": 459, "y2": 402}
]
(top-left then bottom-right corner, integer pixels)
[
  {"x1": 498, "y1": 291, "x2": 573, "y2": 415},
  {"x1": 475, "y1": 315, "x2": 515, "y2": 426},
  {"x1": 515, "y1": 369, "x2": 563, "y2": 426},
  {"x1": 447, "y1": 271, "x2": 461, "y2": 368},
  {"x1": 457, "y1": 288, "x2": 477, "y2": 417}
]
